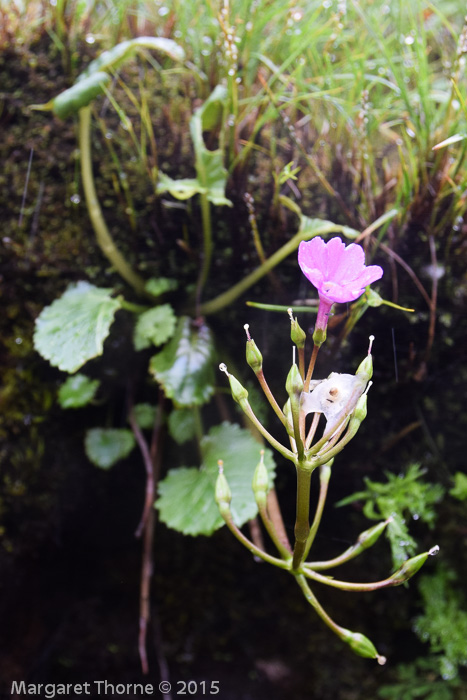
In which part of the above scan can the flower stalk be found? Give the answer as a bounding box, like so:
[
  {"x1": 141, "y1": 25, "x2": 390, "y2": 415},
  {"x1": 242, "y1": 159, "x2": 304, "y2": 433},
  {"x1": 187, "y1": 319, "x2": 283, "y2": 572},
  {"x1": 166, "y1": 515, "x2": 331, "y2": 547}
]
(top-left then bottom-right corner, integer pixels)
[{"x1": 216, "y1": 237, "x2": 436, "y2": 662}]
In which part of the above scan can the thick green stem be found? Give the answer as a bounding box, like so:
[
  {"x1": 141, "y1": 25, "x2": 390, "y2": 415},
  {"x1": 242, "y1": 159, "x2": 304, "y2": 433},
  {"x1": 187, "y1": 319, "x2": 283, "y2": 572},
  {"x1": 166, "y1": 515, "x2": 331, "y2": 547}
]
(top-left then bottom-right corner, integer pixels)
[
  {"x1": 292, "y1": 466, "x2": 312, "y2": 569},
  {"x1": 196, "y1": 192, "x2": 213, "y2": 310},
  {"x1": 199, "y1": 222, "x2": 348, "y2": 315},
  {"x1": 79, "y1": 106, "x2": 147, "y2": 295}
]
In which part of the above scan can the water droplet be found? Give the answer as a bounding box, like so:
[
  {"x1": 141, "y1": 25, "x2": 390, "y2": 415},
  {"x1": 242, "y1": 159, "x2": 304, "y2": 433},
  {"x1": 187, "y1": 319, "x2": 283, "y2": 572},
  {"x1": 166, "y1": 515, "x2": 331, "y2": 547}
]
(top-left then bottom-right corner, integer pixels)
[
  {"x1": 15, "y1": 337, "x2": 23, "y2": 345},
  {"x1": 322, "y1": 0, "x2": 332, "y2": 7},
  {"x1": 85, "y1": 34, "x2": 95, "y2": 45},
  {"x1": 70, "y1": 194, "x2": 81, "y2": 204},
  {"x1": 158, "y1": 6, "x2": 169, "y2": 16},
  {"x1": 412, "y1": 513, "x2": 419, "y2": 520},
  {"x1": 404, "y1": 35, "x2": 415, "y2": 45},
  {"x1": 406, "y1": 127, "x2": 416, "y2": 138}
]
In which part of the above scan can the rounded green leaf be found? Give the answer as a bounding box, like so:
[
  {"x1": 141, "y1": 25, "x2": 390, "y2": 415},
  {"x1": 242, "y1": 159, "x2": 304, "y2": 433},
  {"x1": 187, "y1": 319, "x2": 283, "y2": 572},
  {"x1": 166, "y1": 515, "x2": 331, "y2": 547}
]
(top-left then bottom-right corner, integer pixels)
[
  {"x1": 58, "y1": 373, "x2": 100, "y2": 408},
  {"x1": 167, "y1": 408, "x2": 196, "y2": 445},
  {"x1": 85, "y1": 428, "x2": 136, "y2": 469},
  {"x1": 133, "y1": 304, "x2": 176, "y2": 351},
  {"x1": 132, "y1": 403, "x2": 157, "y2": 430},
  {"x1": 149, "y1": 317, "x2": 215, "y2": 407},
  {"x1": 145, "y1": 277, "x2": 179, "y2": 297},
  {"x1": 155, "y1": 422, "x2": 276, "y2": 536},
  {"x1": 33, "y1": 282, "x2": 121, "y2": 373}
]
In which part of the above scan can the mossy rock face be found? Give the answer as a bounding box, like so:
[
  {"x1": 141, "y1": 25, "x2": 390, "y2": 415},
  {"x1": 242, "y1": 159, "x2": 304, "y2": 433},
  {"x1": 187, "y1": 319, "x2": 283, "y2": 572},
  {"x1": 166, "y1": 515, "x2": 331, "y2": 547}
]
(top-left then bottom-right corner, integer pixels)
[{"x1": 2, "y1": 20, "x2": 467, "y2": 697}]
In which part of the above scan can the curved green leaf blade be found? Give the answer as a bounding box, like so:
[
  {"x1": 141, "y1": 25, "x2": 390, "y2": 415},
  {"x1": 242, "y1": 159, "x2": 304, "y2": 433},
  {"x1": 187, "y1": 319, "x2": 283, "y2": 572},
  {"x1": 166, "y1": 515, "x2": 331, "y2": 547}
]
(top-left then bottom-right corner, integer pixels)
[
  {"x1": 158, "y1": 85, "x2": 232, "y2": 207},
  {"x1": 156, "y1": 422, "x2": 276, "y2": 536},
  {"x1": 85, "y1": 428, "x2": 136, "y2": 469},
  {"x1": 34, "y1": 281, "x2": 121, "y2": 373},
  {"x1": 58, "y1": 373, "x2": 100, "y2": 408},
  {"x1": 190, "y1": 84, "x2": 232, "y2": 207},
  {"x1": 51, "y1": 71, "x2": 111, "y2": 119},
  {"x1": 79, "y1": 37, "x2": 185, "y2": 81},
  {"x1": 149, "y1": 317, "x2": 215, "y2": 407},
  {"x1": 156, "y1": 173, "x2": 203, "y2": 200},
  {"x1": 133, "y1": 303, "x2": 176, "y2": 350}
]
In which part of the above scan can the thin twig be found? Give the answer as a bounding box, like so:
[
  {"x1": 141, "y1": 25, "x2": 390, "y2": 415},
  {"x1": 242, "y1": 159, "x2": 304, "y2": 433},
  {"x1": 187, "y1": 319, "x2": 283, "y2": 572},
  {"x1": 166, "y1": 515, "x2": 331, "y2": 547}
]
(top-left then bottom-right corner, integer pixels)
[
  {"x1": 128, "y1": 390, "x2": 165, "y2": 674},
  {"x1": 378, "y1": 240, "x2": 432, "y2": 309}
]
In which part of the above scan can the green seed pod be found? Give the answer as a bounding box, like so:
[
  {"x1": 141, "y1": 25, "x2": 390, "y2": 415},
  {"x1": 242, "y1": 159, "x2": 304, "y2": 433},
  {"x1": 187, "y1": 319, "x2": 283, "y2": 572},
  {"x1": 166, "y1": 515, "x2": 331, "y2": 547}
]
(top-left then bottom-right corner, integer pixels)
[
  {"x1": 252, "y1": 451, "x2": 269, "y2": 507},
  {"x1": 356, "y1": 336, "x2": 374, "y2": 382},
  {"x1": 215, "y1": 462, "x2": 232, "y2": 517},
  {"x1": 246, "y1": 339, "x2": 263, "y2": 373},
  {"x1": 288, "y1": 310, "x2": 307, "y2": 349},
  {"x1": 356, "y1": 520, "x2": 389, "y2": 551},
  {"x1": 219, "y1": 364, "x2": 249, "y2": 404},
  {"x1": 341, "y1": 629, "x2": 386, "y2": 664},
  {"x1": 312, "y1": 325, "x2": 327, "y2": 348},
  {"x1": 389, "y1": 546, "x2": 439, "y2": 585},
  {"x1": 352, "y1": 393, "x2": 368, "y2": 424},
  {"x1": 286, "y1": 362, "x2": 304, "y2": 399},
  {"x1": 228, "y1": 373, "x2": 249, "y2": 404},
  {"x1": 283, "y1": 399, "x2": 295, "y2": 438},
  {"x1": 356, "y1": 354, "x2": 373, "y2": 383}
]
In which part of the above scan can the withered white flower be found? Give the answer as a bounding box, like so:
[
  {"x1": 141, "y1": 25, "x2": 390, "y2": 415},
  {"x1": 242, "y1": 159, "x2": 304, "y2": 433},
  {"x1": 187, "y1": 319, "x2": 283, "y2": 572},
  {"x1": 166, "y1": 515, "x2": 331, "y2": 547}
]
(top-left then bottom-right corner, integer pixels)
[{"x1": 300, "y1": 372, "x2": 367, "y2": 427}]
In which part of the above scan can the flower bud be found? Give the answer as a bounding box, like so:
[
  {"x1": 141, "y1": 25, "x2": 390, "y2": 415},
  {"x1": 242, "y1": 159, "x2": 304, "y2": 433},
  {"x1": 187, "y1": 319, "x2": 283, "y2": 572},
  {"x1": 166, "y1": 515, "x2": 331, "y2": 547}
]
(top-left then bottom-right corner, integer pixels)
[
  {"x1": 215, "y1": 461, "x2": 232, "y2": 518},
  {"x1": 288, "y1": 309, "x2": 307, "y2": 349},
  {"x1": 252, "y1": 450, "x2": 269, "y2": 508},
  {"x1": 340, "y1": 628, "x2": 386, "y2": 664}
]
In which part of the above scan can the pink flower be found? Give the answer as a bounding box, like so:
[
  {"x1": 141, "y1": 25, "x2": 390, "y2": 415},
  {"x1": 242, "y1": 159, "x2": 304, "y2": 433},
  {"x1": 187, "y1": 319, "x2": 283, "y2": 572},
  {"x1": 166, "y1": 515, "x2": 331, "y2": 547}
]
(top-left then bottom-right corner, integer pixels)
[
  {"x1": 298, "y1": 236, "x2": 383, "y2": 304},
  {"x1": 298, "y1": 236, "x2": 383, "y2": 344}
]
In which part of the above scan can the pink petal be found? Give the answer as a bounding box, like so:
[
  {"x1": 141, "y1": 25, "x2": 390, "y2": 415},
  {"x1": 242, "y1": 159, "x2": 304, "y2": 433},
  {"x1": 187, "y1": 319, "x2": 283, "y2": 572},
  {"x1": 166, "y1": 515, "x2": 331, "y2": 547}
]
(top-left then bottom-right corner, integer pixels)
[
  {"x1": 333, "y1": 243, "x2": 366, "y2": 284},
  {"x1": 323, "y1": 237, "x2": 347, "y2": 280},
  {"x1": 298, "y1": 238, "x2": 326, "y2": 272},
  {"x1": 353, "y1": 264, "x2": 384, "y2": 287}
]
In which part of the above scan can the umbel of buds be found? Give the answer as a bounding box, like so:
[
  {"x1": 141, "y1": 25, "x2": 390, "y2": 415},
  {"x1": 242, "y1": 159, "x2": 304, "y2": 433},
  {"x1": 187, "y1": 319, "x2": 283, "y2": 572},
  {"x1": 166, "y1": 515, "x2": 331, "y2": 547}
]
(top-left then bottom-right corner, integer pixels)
[{"x1": 215, "y1": 237, "x2": 437, "y2": 662}]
